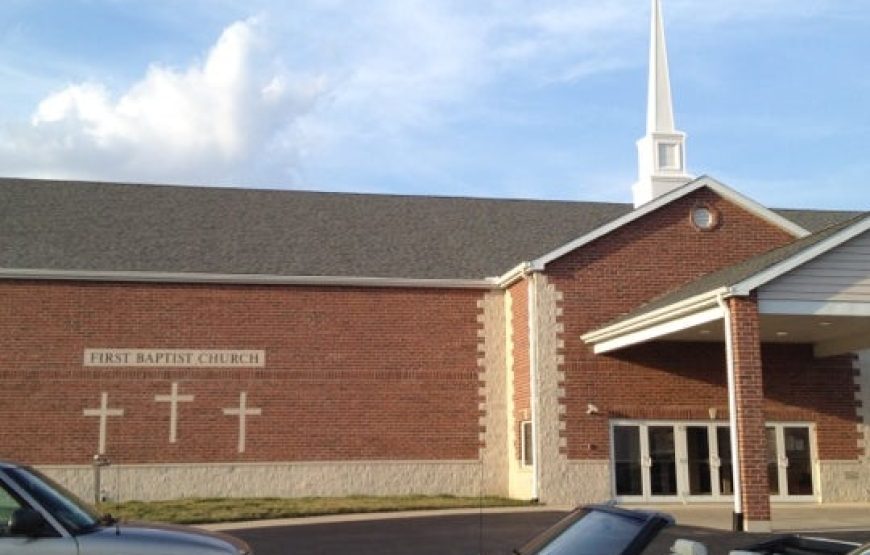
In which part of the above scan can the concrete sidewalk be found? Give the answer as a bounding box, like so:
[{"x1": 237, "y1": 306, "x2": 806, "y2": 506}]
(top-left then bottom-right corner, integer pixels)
[{"x1": 622, "y1": 503, "x2": 870, "y2": 532}]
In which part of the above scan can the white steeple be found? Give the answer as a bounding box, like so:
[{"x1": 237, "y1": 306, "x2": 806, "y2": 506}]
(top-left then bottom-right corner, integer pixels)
[{"x1": 632, "y1": 0, "x2": 693, "y2": 208}]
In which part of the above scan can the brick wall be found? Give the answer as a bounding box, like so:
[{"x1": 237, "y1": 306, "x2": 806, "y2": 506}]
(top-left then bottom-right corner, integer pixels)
[
  {"x1": 545, "y1": 188, "x2": 859, "y2": 460},
  {"x1": 509, "y1": 280, "x2": 530, "y2": 461},
  {"x1": 0, "y1": 280, "x2": 484, "y2": 465},
  {"x1": 729, "y1": 294, "x2": 770, "y2": 522}
]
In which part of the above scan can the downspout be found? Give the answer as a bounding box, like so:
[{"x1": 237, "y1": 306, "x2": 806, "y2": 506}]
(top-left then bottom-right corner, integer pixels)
[
  {"x1": 527, "y1": 273, "x2": 540, "y2": 500},
  {"x1": 717, "y1": 293, "x2": 743, "y2": 531}
]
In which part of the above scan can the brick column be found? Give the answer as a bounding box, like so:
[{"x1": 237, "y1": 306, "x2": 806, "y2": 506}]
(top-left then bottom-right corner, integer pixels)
[{"x1": 729, "y1": 295, "x2": 771, "y2": 532}]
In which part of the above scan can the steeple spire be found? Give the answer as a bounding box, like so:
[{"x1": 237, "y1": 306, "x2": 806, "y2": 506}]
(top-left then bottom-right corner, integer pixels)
[
  {"x1": 647, "y1": 0, "x2": 675, "y2": 134},
  {"x1": 632, "y1": 0, "x2": 693, "y2": 208}
]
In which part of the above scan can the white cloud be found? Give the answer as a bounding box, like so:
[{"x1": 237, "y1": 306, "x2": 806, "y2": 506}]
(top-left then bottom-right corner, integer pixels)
[
  {"x1": 1, "y1": 1, "x2": 865, "y2": 195},
  {"x1": 0, "y1": 18, "x2": 326, "y2": 184}
]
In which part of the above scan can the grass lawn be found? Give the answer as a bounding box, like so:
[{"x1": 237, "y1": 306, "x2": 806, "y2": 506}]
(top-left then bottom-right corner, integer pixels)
[{"x1": 100, "y1": 495, "x2": 534, "y2": 525}]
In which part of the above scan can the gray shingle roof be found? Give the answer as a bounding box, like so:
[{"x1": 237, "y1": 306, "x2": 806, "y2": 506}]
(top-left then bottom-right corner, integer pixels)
[
  {"x1": 0, "y1": 177, "x2": 862, "y2": 280},
  {"x1": 0, "y1": 178, "x2": 632, "y2": 280},
  {"x1": 770, "y1": 208, "x2": 861, "y2": 233}
]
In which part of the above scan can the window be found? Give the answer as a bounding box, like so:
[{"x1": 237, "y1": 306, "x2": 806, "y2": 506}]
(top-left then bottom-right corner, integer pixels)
[
  {"x1": 690, "y1": 203, "x2": 719, "y2": 231},
  {"x1": 657, "y1": 142, "x2": 681, "y2": 170},
  {"x1": 6, "y1": 467, "x2": 100, "y2": 535},
  {"x1": 0, "y1": 482, "x2": 24, "y2": 537},
  {"x1": 521, "y1": 421, "x2": 534, "y2": 467}
]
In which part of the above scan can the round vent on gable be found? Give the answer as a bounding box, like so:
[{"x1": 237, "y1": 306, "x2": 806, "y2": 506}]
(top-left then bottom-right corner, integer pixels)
[{"x1": 690, "y1": 204, "x2": 719, "y2": 231}]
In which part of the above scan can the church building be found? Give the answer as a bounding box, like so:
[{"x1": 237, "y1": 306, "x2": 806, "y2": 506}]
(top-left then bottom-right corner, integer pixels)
[{"x1": 1, "y1": 1, "x2": 869, "y2": 533}]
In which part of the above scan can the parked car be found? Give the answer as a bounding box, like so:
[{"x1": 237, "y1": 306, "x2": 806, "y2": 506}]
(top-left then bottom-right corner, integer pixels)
[
  {"x1": 0, "y1": 460, "x2": 252, "y2": 554},
  {"x1": 735, "y1": 535, "x2": 863, "y2": 555},
  {"x1": 513, "y1": 503, "x2": 675, "y2": 555},
  {"x1": 513, "y1": 503, "x2": 870, "y2": 555}
]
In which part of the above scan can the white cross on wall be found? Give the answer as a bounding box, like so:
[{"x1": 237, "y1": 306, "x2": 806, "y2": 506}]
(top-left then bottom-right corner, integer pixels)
[
  {"x1": 154, "y1": 382, "x2": 194, "y2": 443},
  {"x1": 222, "y1": 392, "x2": 261, "y2": 453},
  {"x1": 83, "y1": 392, "x2": 124, "y2": 455}
]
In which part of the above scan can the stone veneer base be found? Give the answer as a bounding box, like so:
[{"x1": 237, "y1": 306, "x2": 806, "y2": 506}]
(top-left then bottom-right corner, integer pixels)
[{"x1": 40, "y1": 461, "x2": 487, "y2": 502}]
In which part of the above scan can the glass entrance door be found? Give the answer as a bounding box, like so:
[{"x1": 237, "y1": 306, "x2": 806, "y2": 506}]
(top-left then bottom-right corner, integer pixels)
[
  {"x1": 614, "y1": 425, "x2": 642, "y2": 497},
  {"x1": 682, "y1": 424, "x2": 733, "y2": 500},
  {"x1": 648, "y1": 426, "x2": 678, "y2": 497},
  {"x1": 612, "y1": 423, "x2": 679, "y2": 501},
  {"x1": 612, "y1": 421, "x2": 815, "y2": 502},
  {"x1": 685, "y1": 426, "x2": 711, "y2": 495},
  {"x1": 767, "y1": 424, "x2": 816, "y2": 499}
]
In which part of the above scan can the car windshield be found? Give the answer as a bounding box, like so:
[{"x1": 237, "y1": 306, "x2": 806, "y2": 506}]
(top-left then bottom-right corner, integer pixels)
[
  {"x1": 7, "y1": 466, "x2": 101, "y2": 534},
  {"x1": 517, "y1": 508, "x2": 655, "y2": 555},
  {"x1": 536, "y1": 510, "x2": 644, "y2": 555}
]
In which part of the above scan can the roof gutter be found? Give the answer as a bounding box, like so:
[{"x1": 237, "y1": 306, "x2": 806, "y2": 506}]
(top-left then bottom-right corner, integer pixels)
[
  {"x1": 528, "y1": 273, "x2": 541, "y2": 501},
  {"x1": 0, "y1": 268, "x2": 497, "y2": 290},
  {"x1": 493, "y1": 261, "x2": 543, "y2": 288},
  {"x1": 717, "y1": 293, "x2": 744, "y2": 530}
]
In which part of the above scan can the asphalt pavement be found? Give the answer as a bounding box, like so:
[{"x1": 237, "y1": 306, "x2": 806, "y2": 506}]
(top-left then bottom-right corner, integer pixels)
[
  {"x1": 229, "y1": 511, "x2": 566, "y2": 555},
  {"x1": 223, "y1": 511, "x2": 870, "y2": 555}
]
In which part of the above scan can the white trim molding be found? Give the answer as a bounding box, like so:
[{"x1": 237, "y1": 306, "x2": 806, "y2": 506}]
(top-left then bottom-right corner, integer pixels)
[
  {"x1": 493, "y1": 262, "x2": 535, "y2": 288},
  {"x1": 582, "y1": 288, "x2": 727, "y2": 346},
  {"x1": 534, "y1": 176, "x2": 808, "y2": 269},
  {"x1": 0, "y1": 267, "x2": 497, "y2": 290},
  {"x1": 591, "y1": 306, "x2": 724, "y2": 354},
  {"x1": 732, "y1": 215, "x2": 870, "y2": 296}
]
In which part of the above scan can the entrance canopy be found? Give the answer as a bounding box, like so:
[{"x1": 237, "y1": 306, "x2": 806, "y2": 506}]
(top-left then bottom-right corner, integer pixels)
[{"x1": 583, "y1": 213, "x2": 870, "y2": 357}]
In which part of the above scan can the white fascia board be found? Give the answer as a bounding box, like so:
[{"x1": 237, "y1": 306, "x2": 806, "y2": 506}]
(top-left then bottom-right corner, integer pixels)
[
  {"x1": 0, "y1": 268, "x2": 497, "y2": 290},
  {"x1": 733, "y1": 215, "x2": 870, "y2": 296},
  {"x1": 532, "y1": 176, "x2": 809, "y2": 269},
  {"x1": 700, "y1": 176, "x2": 810, "y2": 239},
  {"x1": 593, "y1": 306, "x2": 724, "y2": 354},
  {"x1": 493, "y1": 262, "x2": 533, "y2": 288},
  {"x1": 759, "y1": 300, "x2": 870, "y2": 317},
  {"x1": 581, "y1": 287, "x2": 728, "y2": 344}
]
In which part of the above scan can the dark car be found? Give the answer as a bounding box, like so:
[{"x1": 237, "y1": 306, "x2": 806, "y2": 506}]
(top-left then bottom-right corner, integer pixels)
[
  {"x1": 513, "y1": 504, "x2": 870, "y2": 555},
  {"x1": 0, "y1": 461, "x2": 253, "y2": 554},
  {"x1": 734, "y1": 535, "x2": 863, "y2": 555},
  {"x1": 514, "y1": 504, "x2": 674, "y2": 555}
]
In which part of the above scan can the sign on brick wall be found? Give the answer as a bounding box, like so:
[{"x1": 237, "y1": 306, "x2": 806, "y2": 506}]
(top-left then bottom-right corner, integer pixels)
[{"x1": 84, "y1": 349, "x2": 265, "y2": 367}]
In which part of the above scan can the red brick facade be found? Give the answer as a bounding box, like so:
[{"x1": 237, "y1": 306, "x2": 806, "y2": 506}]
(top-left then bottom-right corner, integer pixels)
[
  {"x1": 729, "y1": 295, "x2": 770, "y2": 522},
  {"x1": 544, "y1": 189, "x2": 859, "y2": 461},
  {"x1": 0, "y1": 184, "x2": 863, "y2": 507},
  {"x1": 0, "y1": 281, "x2": 484, "y2": 464}
]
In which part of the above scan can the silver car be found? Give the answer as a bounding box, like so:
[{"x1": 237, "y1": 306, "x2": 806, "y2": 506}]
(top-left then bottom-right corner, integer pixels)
[{"x1": 0, "y1": 461, "x2": 252, "y2": 554}]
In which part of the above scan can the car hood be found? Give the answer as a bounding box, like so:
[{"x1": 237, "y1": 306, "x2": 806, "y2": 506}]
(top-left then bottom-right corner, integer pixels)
[{"x1": 75, "y1": 521, "x2": 250, "y2": 554}]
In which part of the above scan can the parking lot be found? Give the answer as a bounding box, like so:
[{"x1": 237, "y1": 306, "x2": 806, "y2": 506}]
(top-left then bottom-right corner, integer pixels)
[{"x1": 213, "y1": 506, "x2": 870, "y2": 555}]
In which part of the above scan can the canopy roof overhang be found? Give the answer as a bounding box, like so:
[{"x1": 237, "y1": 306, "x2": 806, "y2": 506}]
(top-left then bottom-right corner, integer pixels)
[{"x1": 583, "y1": 214, "x2": 870, "y2": 358}]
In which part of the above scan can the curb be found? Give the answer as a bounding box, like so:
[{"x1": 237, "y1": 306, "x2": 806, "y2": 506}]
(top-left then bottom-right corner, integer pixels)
[{"x1": 198, "y1": 505, "x2": 570, "y2": 532}]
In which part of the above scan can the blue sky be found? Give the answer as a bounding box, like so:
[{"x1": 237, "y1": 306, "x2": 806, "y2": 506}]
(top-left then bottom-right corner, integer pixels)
[{"x1": 0, "y1": 1, "x2": 868, "y2": 209}]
